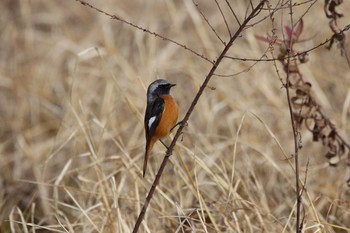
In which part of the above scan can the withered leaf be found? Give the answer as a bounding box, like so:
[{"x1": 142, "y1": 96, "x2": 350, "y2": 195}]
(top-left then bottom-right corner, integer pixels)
[
  {"x1": 291, "y1": 96, "x2": 304, "y2": 109},
  {"x1": 338, "y1": 142, "x2": 345, "y2": 156},
  {"x1": 298, "y1": 52, "x2": 309, "y2": 63},
  {"x1": 328, "y1": 155, "x2": 340, "y2": 167},
  {"x1": 328, "y1": 130, "x2": 337, "y2": 140},
  {"x1": 321, "y1": 134, "x2": 328, "y2": 145},
  {"x1": 315, "y1": 118, "x2": 326, "y2": 129},
  {"x1": 325, "y1": 149, "x2": 337, "y2": 159},
  {"x1": 312, "y1": 124, "x2": 320, "y2": 141},
  {"x1": 293, "y1": 114, "x2": 304, "y2": 128}
]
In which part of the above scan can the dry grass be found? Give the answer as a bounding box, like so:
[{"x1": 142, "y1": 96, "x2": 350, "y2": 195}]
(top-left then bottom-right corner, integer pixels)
[{"x1": 1, "y1": 0, "x2": 350, "y2": 232}]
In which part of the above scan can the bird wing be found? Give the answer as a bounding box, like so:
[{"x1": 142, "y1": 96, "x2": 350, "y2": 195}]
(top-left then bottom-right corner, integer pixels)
[{"x1": 144, "y1": 97, "x2": 165, "y2": 146}]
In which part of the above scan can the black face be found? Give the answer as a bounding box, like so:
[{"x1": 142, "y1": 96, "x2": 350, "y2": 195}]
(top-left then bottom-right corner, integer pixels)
[
  {"x1": 147, "y1": 79, "x2": 176, "y2": 102},
  {"x1": 156, "y1": 83, "x2": 176, "y2": 94}
]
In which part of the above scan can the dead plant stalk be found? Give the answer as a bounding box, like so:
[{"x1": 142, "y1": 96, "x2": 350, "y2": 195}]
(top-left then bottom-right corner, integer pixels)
[{"x1": 132, "y1": 1, "x2": 267, "y2": 232}]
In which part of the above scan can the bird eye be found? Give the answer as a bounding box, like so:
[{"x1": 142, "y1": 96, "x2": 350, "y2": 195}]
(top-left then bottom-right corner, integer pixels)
[{"x1": 161, "y1": 83, "x2": 176, "y2": 88}]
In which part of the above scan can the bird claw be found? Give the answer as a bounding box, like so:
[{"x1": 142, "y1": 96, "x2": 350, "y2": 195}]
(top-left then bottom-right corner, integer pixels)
[{"x1": 170, "y1": 120, "x2": 188, "y2": 132}]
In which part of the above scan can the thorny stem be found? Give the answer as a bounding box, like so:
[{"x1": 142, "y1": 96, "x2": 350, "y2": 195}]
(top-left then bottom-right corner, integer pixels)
[{"x1": 132, "y1": 1, "x2": 267, "y2": 232}]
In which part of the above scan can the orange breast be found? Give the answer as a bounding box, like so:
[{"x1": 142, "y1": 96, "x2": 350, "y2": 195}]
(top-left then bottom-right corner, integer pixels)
[{"x1": 154, "y1": 95, "x2": 178, "y2": 138}]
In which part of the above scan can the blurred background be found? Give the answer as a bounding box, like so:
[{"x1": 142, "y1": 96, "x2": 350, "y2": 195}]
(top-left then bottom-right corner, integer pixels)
[{"x1": 0, "y1": 0, "x2": 349, "y2": 232}]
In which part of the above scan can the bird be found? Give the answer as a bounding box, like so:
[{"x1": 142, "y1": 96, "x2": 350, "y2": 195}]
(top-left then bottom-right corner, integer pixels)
[{"x1": 143, "y1": 79, "x2": 179, "y2": 177}]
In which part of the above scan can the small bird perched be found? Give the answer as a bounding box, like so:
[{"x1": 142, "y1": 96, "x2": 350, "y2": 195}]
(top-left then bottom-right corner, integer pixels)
[{"x1": 143, "y1": 79, "x2": 179, "y2": 177}]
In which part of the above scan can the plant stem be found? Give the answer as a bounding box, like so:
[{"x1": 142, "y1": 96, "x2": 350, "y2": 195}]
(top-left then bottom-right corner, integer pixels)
[{"x1": 132, "y1": 1, "x2": 267, "y2": 232}]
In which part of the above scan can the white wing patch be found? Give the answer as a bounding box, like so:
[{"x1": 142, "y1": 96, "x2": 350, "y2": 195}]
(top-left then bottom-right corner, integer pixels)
[{"x1": 148, "y1": 116, "x2": 156, "y2": 129}]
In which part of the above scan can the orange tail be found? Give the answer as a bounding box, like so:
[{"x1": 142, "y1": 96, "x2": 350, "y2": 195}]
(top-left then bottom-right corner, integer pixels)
[{"x1": 143, "y1": 139, "x2": 156, "y2": 177}]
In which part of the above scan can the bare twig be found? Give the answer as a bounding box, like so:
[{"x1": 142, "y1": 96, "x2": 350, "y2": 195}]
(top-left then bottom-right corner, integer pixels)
[
  {"x1": 214, "y1": 52, "x2": 266, "y2": 77},
  {"x1": 225, "y1": 0, "x2": 242, "y2": 26},
  {"x1": 75, "y1": 0, "x2": 214, "y2": 64},
  {"x1": 214, "y1": 0, "x2": 232, "y2": 38},
  {"x1": 224, "y1": 38, "x2": 331, "y2": 62},
  {"x1": 265, "y1": 2, "x2": 285, "y2": 86},
  {"x1": 132, "y1": 1, "x2": 267, "y2": 232},
  {"x1": 286, "y1": 1, "x2": 302, "y2": 232},
  {"x1": 293, "y1": 0, "x2": 318, "y2": 26},
  {"x1": 267, "y1": 0, "x2": 317, "y2": 10},
  {"x1": 192, "y1": 0, "x2": 226, "y2": 46}
]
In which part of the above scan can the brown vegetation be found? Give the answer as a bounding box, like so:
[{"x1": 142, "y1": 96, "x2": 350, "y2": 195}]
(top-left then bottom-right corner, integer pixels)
[{"x1": 1, "y1": 0, "x2": 349, "y2": 232}]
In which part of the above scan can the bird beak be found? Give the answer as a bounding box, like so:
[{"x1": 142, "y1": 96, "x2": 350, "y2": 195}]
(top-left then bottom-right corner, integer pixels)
[{"x1": 169, "y1": 83, "x2": 176, "y2": 88}]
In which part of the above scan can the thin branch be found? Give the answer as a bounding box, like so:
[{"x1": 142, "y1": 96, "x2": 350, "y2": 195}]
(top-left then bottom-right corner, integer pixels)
[
  {"x1": 265, "y1": 0, "x2": 318, "y2": 10},
  {"x1": 225, "y1": 0, "x2": 241, "y2": 26},
  {"x1": 214, "y1": 0, "x2": 232, "y2": 37},
  {"x1": 213, "y1": 55, "x2": 263, "y2": 77},
  {"x1": 250, "y1": 1, "x2": 255, "y2": 13},
  {"x1": 244, "y1": 1, "x2": 251, "y2": 20},
  {"x1": 192, "y1": 0, "x2": 226, "y2": 45},
  {"x1": 292, "y1": 0, "x2": 318, "y2": 28},
  {"x1": 266, "y1": 1, "x2": 285, "y2": 86},
  {"x1": 75, "y1": 0, "x2": 214, "y2": 64},
  {"x1": 132, "y1": 1, "x2": 267, "y2": 232},
  {"x1": 286, "y1": 1, "x2": 302, "y2": 232},
  {"x1": 243, "y1": 1, "x2": 285, "y2": 31},
  {"x1": 224, "y1": 36, "x2": 333, "y2": 62},
  {"x1": 252, "y1": 0, "x2": 316, "y2": 29},
  {"x1": 216, "y1": 33, "x2": 340, "y2": 78}
]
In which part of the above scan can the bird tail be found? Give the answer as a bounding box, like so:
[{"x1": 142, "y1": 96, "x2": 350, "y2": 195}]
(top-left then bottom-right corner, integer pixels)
[{"x1": 143, "y1": 139, "x2": 155, "y2": 177}]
